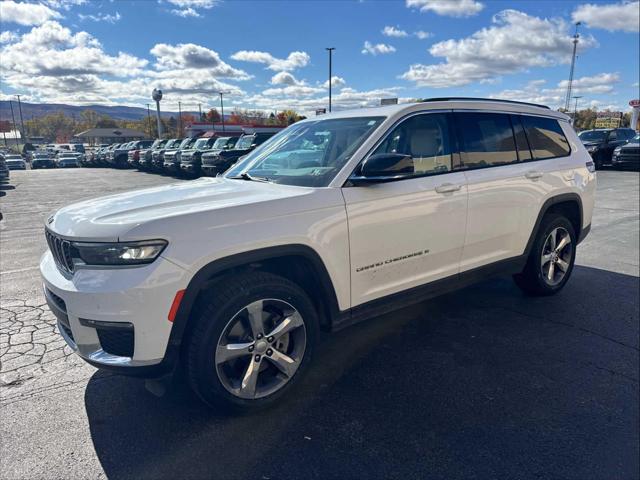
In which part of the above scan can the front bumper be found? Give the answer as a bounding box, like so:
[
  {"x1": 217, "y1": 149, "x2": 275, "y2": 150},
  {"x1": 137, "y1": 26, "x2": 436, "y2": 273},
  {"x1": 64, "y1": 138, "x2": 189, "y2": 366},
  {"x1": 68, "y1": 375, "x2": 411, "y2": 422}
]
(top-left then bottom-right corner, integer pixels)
[
  {"x1": 40, "y1": 250, "x2": 188, "y2": 373},
  {"x1": 612, "y1": 152, "x2": 640, "y2": 168}
]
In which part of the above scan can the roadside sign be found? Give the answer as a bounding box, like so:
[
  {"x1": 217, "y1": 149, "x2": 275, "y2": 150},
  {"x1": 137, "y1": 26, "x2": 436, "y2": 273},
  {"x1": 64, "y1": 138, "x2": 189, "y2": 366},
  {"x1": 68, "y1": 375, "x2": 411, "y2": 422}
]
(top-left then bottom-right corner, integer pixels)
[
  {"x1": 315, "y1": 108, "x2": 326, "y2": 116},
  {"x1": 381, "y1": 98, "x2": 398, "y2": 105},
  {"x1": 595, "y1": 111, "x2": 622, "y2": 128},
  {"x1": 629, "y1": 99, "x2": 640, "y2": 107}
]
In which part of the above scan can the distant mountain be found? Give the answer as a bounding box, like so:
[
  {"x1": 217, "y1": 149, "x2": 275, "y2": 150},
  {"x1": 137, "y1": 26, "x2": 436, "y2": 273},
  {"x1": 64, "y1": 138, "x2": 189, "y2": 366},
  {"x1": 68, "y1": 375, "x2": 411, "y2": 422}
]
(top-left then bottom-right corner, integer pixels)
[{"x1": 0, "y1": 101, "x2": 200, "y2": 122}]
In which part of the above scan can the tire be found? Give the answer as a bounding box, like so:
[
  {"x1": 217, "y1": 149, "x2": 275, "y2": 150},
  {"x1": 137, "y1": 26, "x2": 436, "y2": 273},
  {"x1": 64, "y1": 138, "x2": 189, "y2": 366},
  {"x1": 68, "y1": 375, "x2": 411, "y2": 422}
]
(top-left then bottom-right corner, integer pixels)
[
  {"x1": 186, "y1": 271, "x2": 319, "y2": 411},
  {"x1": 513, "y1": 213, "x2": 577, "y2": 296}
]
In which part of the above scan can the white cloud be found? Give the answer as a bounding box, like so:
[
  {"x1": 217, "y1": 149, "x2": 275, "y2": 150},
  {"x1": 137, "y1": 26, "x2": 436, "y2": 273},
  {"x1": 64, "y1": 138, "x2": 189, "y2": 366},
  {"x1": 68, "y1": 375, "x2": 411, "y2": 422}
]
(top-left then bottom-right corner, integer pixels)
[
  {"x1": 44, "y1": 0, "x2": 86, "y2": 10},
  {"x1": 150, "y1": 43, "x2": 250, "y2": 79},
  {"x1": 382, "y1": 26, "x2": 408, "y2": 37},
  {"x1": 362, "y1": 41, "x2": 396, "y2": 55},
  {"x1": 170, "y1": 7, "x2": 200, "y2": 17},
  {"x1": 401, "y1": 10, "x2": 597, "y2": 88},
  {"x1": 270, "y1": 71, "x2": 304, "y2": 86},
  {"x1": 0, "y1": 0, "x2": 61, "y2": 26},
  {"x1": 230, "y1": 50, "x2": 310, "y2": 71},
  {"x1": 78, "y1": 12, "x2": 122, "y2": 24},
  {"x1": 406, "y1": 0, "x2": 484, "y2": 17},
  {"x1": 632, "y1": 82, "x2": 639, "y2": 88},
  {"x1": 414, "y1": 30, "x2": 433, "y2": 39},
  {"x1": 323, "y1": 76, "x2": 346, "y2": 88},
  {"x1": 0, "y1": 31, "x2": 19, "y2": 44},
  {"x1": 572, "y1": 1, "x2": 640, "y2": 33},
  {"x1": 490, "y1": 73, "x2": 621, "y2": 109}
]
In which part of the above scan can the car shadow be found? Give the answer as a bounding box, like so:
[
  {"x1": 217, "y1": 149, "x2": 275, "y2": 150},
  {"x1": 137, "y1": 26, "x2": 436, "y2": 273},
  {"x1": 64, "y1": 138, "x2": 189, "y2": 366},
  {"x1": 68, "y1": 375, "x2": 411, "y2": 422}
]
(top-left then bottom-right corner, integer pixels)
[
  {"x1": 0, "y1": 184, "x2": 15, "y2": 190},
  {"x1": 85, "y1": 265, "x2": 639, "y2": 480}
]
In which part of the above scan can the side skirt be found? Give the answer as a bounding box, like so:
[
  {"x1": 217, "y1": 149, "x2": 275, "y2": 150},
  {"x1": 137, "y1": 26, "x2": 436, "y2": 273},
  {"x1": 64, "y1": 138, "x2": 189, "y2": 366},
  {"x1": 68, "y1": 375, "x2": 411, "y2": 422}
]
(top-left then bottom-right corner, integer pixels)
[{"x1": 331, "y1": 255, "x2": 527, "y2": 332}]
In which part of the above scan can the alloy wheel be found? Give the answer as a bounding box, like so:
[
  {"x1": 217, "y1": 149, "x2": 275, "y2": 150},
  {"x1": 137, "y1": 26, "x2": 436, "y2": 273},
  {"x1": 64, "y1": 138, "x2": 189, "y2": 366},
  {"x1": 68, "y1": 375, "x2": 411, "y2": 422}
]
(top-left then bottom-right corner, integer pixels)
[
  {"x1": 540, "y1": 227, "x2": 573, "y2": 286},
  {"x1": 215, "y1": 299, "x2": 307, "y2": 399}
]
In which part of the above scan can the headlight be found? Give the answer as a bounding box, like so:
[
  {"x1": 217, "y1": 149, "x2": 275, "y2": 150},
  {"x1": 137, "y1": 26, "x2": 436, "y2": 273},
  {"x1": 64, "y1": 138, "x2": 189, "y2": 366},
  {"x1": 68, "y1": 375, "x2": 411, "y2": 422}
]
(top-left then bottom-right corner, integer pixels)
[
  {"x1": 587, "y1": 145, "x2": 598, "y2": 152},
  {"x1": 72, "y1": 240, "x2": 167, "y2": 266},
  {"x1": 614, "y1": 147, "x2": 622, "y2": 154}
]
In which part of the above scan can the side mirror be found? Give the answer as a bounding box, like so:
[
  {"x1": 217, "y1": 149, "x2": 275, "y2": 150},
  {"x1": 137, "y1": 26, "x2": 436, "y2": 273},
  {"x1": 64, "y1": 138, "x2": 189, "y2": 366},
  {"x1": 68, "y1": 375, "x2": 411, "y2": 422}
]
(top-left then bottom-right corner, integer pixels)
[{"x1": 351, "y1": 153, "x2": 414, "y2": 184}]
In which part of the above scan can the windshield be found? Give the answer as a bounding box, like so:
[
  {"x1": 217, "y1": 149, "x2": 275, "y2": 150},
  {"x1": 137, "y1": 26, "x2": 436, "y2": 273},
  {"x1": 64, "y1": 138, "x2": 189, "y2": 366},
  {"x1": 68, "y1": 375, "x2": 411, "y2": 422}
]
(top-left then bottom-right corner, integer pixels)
[
  {"x1": 226, "y1": 116, "x2": 385, "y2": 187},
  {"x1": 212, "y1": 137, "x2": 230, "y2": 149},
  {"x1": 150, "y1": 139, "x2": 164, "y2": 148},
  {"x1": 234, "y1": 136, "x2": 254, "y2": 150},
  {"x1": 578, "y1": 130, "x2": 608, "y2": 141},
  {"x1": 193, "y1": 138, "x2": 209, "y2": 149},
  {"x1": 178, "y1": 138, "x2": 193, "y2": 149},
  {"x1": 632, "y1": 134, "x2": 640, "y2": 143}
]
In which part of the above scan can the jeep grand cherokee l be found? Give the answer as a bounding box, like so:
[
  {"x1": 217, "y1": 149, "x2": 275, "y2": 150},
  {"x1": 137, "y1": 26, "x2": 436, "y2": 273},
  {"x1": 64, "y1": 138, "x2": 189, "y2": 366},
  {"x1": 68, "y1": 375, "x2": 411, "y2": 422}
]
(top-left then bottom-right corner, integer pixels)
[
  {"x1": 41, "y1": 98, "x2": 595, "y2": 410},
  {"x1": 180, "y1": 136, "x2": 238, "y2": 177}
]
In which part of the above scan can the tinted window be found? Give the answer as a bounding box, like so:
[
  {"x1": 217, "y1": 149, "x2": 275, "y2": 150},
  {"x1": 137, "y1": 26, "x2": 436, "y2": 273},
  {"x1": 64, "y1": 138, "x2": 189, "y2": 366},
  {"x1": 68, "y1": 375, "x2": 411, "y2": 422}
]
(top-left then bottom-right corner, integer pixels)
[
  {"x1": 608, "y1": 130, "x2": 618, "y2": 141},
  {"x1": 373, "y1": 113, "x2": 454, "y2": 176},
  {"x1": 511, "y1": 115, "x2": 532, "y2": 161},
  {"x1": 457, "y1": 113, "x2": 518, "y2": 168},
  {"x1": 521, "y1": 116, "x2": 570, "y2": 159}
]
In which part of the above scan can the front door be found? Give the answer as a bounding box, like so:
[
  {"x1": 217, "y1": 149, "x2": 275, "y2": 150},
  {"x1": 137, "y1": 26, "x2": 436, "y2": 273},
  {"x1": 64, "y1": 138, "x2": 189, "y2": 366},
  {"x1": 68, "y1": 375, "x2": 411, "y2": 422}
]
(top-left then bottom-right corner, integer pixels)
[{"x1": 342, "y1": 112, "x2": 468, "y2": 307}]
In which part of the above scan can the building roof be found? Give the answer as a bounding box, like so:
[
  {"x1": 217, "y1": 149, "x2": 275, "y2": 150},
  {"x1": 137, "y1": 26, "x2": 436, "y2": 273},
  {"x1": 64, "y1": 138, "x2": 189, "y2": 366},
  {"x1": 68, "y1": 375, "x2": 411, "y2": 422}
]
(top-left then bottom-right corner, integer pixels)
[{"x1": 74, "y1": 128, "x2": 147, "y2": 138}]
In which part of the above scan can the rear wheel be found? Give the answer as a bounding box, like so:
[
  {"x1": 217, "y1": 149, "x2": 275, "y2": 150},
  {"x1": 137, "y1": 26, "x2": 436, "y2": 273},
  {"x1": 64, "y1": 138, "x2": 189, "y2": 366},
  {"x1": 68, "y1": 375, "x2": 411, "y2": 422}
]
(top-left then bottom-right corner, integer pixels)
[
  {"x1": 186, "y1": 271, "x2": 318, "y2": 410},
  {"x1": 513, "y1": 214, "x2": 576, "y2": 296}
]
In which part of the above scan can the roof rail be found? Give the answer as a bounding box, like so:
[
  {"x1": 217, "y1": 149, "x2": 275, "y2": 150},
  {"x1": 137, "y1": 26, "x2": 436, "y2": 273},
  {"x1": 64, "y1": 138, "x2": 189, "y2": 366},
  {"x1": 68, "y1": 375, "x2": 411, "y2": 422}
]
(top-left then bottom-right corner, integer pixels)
[{"x1": 420, "y1": 97, "x2": 550, "y2": 110}]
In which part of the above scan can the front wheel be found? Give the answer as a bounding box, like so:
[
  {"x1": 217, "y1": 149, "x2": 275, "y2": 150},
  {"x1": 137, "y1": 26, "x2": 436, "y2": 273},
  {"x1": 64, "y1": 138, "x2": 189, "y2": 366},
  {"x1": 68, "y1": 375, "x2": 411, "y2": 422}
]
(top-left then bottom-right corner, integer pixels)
[
  {"x1": 186, "y1": 271, "x2": 318, "y2": 411},
  {"x1": 513, "y1": 214, "x2": 577, "y2": 296}
]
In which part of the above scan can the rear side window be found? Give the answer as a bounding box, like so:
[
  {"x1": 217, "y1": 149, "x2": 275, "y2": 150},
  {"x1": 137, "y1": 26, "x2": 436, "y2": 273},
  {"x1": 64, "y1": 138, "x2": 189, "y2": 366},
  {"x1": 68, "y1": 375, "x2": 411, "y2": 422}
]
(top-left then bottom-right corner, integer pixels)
[
  {"x1": 521, "y1": 116, "x2": 570, "y2": 159},
  {"x1": 511, "y1": 116, "x2": 532, "y2": 161},
  {"x1": 456, "y1": 112, "x2": 518, "y2": 168}
]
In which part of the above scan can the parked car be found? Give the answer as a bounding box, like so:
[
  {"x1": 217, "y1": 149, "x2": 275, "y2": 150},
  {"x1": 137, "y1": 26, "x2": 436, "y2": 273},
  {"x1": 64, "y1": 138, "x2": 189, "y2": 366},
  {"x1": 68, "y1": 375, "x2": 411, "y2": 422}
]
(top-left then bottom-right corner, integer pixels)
[
  {"x1": 108, "y1": 141, "x2": 138, "y2": 168},
  {"x1": 578, "y1": 128, "x2": 636, "y2": 169},
  {"x1": 163, "y1": 137, "x2": 197, "y2": 175},
  {"x1": 151, "y1": 138, "x2": 181, "y2": 171},
  {"x1": 180, "y1": 136, "x2": 238, "y2": 176},
  {"x1": 40, "y1": 98, "x2": 596, "y2": 410},
  {"x1": 201, "y1": 133, "x2": 275, "y2": 176},
  {"x1": 611, "y1": 133, "x2": 640, "y2": 169},
  {"x1": 138, "y1": 139, "x2": 167, "y2": 170},
  {"x1": 57, "y1": 156, "x2": 80, "y2": 168},
  {"x1": 127, "y1": 140, "x2": 155, "y2": 168},
  {"x1": 32, "y1": 153, "x2": 56, "y2": 169},
  {"x1": 5, "y1": 155, "x2": 27, "y2": 170},
  {"x1": 0, "y1": 156, "x2": 9, "y2": 182}
]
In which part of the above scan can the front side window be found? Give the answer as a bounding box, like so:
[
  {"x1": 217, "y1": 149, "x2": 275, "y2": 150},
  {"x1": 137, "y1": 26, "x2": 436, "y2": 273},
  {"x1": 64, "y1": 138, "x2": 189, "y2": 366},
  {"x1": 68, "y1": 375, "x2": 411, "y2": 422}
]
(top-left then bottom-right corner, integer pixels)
[
  {"x1": 456, "y1": 112, "x2": 518, "y2": 168},
  {"x1": 226, "y1": 116, "x2": 384, "y2": 187},
  {"x1": 522, "y1": 116, "x2": 570, "y2": 159},
  {"x1": 371, "y1": 112, "x2": 454, "y2": 176}
]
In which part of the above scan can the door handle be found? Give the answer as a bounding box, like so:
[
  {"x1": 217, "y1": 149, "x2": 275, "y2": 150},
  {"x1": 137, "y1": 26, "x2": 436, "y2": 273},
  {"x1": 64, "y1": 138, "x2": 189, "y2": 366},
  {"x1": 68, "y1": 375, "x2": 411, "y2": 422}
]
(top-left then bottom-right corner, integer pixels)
[
  {"x1": 435, "y1": 183, "x2": 462, "y2": 194},
  {"x1": 525, "y1": 170, "x2": 543, "y2": 180}
]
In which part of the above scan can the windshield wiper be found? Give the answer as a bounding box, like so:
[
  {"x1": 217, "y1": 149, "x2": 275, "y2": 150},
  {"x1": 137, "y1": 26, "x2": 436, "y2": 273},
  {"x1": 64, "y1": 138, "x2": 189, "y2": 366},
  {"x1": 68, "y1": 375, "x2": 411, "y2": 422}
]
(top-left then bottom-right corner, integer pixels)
[{"x1": 228, "y1": 172, "x2": 271, "y2": 183}]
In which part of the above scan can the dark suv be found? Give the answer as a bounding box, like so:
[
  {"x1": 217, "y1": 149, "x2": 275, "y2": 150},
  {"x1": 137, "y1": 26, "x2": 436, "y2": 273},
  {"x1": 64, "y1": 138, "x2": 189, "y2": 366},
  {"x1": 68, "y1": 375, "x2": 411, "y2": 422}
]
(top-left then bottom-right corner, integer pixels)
[
  {"x1": 163, "y1": 137, "x2": 198, "y2": 174},
  {"x1": 201, "y1": 133, "x2": 274, "y2": 176},
  {"x1": 612, "y1": 133, "x2": 640, "y2": 169},
  {"x1": 181, "y1": 136, "x2": 239, "y2": 177},
  {"x1": 139, "y1": 139, "x2": 167, "y2": 170},
  {"x1": 578, "y1": 128, "x2": 636, "y2": 169},
  {"x1": 151, "y1": 138, "x2": 181, "y2": 171}
]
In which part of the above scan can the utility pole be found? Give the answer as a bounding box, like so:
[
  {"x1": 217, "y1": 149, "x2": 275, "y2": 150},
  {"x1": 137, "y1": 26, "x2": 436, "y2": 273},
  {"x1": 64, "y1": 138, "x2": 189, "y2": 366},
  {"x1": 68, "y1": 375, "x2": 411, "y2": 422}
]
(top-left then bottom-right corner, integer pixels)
[
  {"x1": 198, "y1": 103, "x2": 202, "y2": 121},
  {"x1": 219, "y1": 92, "x2": 225, "y2": 132},
  {"x1": 15, "y1": 94, "x2": 27, "y2": 144},
  {"x1": 325, "y1": 47, "x2": 335, "y2": 112},
  {"x1": 178, "y1": 101, "x2": 182, "y2": 137},
  {"x1": 564, "y1": 22, "x2": 581, "y2": 112},
  {"x1": 572, "y1": 95, "x2": 583, "y2": 126},
  {"x1": 9, "y1": 100, "x2": 18, "y2": 146},
  {"x1": 146, "y1": 104, "x2": 152, "y2": 138}
]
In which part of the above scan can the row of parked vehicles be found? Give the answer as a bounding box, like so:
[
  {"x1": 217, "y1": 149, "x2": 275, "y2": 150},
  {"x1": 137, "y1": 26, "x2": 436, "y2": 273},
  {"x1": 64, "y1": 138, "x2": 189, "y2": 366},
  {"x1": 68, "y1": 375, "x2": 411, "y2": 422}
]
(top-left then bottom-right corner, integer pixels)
[{"x1": 86, "y1": 130, "x2": 280, "y2": 178}]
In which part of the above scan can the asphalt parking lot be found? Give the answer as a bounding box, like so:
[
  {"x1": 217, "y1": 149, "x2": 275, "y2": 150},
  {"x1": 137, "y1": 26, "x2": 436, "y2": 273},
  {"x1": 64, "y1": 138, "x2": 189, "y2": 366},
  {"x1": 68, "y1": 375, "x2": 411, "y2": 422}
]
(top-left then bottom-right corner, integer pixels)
[{"x1": 1, "y1": 168, "x2": 638, "y2": 480}]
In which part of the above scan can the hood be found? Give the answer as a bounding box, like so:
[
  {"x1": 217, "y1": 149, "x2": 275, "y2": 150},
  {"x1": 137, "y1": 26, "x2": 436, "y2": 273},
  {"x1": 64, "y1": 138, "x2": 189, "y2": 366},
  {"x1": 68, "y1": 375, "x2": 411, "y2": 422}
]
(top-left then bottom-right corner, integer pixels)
[{"x1": 47, "y1": 177, "x2": 323, "y2": 241}]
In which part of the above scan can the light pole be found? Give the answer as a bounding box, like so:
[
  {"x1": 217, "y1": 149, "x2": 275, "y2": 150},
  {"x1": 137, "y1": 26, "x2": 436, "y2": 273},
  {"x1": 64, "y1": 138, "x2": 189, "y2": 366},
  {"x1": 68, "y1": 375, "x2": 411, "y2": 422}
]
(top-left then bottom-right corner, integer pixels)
[
  {"x1": 325, "y1": 47, "x2": 335, "y2": 112},
  {"x1": 152, "y1": 88, "x2": 163, "y2": 138},
  {"x1": 217, "y1": 92, "x2": 226, "y2": 132},
  {"x1": 15, "y1": 94, "x2": 26, "y2": 144},
  {"x1": 564, "y1": 22, "x2": 581, "y2": 112},
  {"x1": 146, "y1": 103, "x2": 152, "y2": 138},
  {"x1": 178, "y1": 101, "x2": 182, "y2": 137},
  {"x1": 572, "y1": 95, "x2": 582, "y2": 126}
]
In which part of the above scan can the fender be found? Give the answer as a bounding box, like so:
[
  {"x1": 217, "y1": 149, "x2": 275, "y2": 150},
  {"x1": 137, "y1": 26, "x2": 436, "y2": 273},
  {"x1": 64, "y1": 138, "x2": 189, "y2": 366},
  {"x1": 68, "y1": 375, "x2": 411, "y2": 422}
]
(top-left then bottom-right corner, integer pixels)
[
  {"x1": 523, "y1": 193, "x2": 585, "y2": 257},
  {"x1": 160, "y1": 245, "x2": 341, "y2": 368}
]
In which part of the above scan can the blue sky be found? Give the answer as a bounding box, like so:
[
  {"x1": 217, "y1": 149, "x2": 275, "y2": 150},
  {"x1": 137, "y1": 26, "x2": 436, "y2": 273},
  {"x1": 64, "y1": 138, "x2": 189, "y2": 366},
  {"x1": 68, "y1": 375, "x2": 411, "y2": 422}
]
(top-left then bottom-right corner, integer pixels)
[{"x1": 0, "y1": 0, "x2": 638, "y2": 116}]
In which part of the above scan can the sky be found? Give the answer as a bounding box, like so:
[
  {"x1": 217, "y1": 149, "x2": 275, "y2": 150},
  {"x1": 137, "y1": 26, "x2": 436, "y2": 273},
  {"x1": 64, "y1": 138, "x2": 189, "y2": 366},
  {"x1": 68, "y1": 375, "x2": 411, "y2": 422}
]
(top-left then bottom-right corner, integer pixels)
[{"x1": 0, "y1": 0, "x2": 639, "y2": 117}]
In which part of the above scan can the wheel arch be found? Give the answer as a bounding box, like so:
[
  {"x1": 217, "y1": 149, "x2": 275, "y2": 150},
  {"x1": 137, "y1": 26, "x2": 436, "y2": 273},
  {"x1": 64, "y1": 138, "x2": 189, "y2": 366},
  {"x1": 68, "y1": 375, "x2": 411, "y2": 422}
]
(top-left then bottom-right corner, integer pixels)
[
  {"x1": 168, "y1": 245, "x2": 341, "y2": 352},
  {"x1": 524, "y1": 193, "x2": 584, "y2": 256}
]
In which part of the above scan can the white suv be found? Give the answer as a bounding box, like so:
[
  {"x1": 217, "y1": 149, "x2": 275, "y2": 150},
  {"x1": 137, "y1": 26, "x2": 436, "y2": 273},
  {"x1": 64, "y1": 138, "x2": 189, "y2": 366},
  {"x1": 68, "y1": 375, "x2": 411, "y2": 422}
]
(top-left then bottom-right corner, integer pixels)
[{"x1": 41, "y1": 98, "x2": 596, "y2": 409}]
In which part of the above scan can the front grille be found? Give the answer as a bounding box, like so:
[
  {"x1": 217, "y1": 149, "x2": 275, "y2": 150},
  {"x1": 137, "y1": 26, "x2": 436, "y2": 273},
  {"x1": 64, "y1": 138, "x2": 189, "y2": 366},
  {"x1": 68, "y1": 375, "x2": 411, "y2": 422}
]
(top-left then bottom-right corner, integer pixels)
[
  {"x1": 621, "y1": 147, "x2": 639, "y2": 156},
  {"x1": 45, "y1": 230, "x2": 75, "y2": 274},
  {"x1": 97, "y1": 329, "x2": 134, "y2": 357}
]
